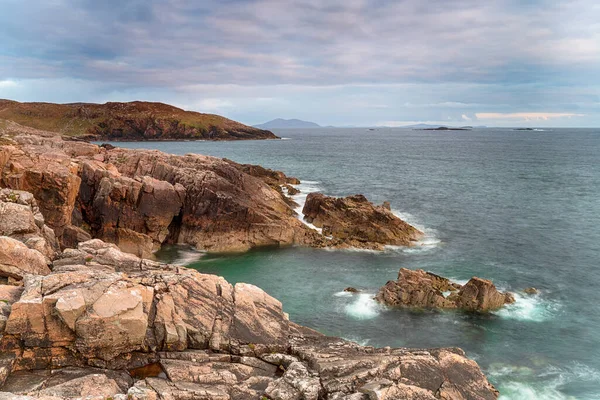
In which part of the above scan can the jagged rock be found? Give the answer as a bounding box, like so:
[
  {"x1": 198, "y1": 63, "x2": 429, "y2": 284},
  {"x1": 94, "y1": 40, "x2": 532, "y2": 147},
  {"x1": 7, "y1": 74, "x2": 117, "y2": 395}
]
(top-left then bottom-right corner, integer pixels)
[
  {"x1": 0, "y1": 237, "x2": 50, "y2": 280},
  {"x1": 376, "y1": 268, "x2": 514, "y2": 312},
  {"x1": 0, "y1": 240, "x2": 499, "y2": 399},
  {"x1": 0, "y1": 128, "x2": 321, "y2": 254},
  {"x1": 344, "y1": 287, "x2": 360, "y2": 293},
  {"x1": 302, "y1": 193, "x2": 423, "y2": 250},
  {"x1": 450, "y1": 277, "x2": 516, "y2": 312},
  {"x1": 0, "y1": 189, "x2": 59, "y2": 261}
]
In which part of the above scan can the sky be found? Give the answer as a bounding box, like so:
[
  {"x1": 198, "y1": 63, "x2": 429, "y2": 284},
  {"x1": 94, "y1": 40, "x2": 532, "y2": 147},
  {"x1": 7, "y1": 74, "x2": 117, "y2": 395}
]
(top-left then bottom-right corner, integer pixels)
[{"x1": 0, "y1": 0, "x2": 599, "y2": 127}]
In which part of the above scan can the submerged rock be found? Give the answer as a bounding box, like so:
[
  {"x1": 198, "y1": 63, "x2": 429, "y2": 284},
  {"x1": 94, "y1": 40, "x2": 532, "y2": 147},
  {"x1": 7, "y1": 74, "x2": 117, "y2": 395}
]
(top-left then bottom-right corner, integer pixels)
[
  {"x1": 302, "y1": 193, "x2": 423, "y2": 250},
  {"x1": 376, "y1": 268, "x2": 514, "y2": 312},
  {"x1": 523, "y1": 287, "x2": 539, "y2": 295}
]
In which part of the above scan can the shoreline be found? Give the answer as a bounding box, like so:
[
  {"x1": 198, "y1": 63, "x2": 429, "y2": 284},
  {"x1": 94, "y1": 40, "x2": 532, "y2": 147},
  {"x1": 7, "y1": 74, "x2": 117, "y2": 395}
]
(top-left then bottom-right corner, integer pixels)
[{"x1": 0, "y1": 122, "x2": 502, "y2": 398}]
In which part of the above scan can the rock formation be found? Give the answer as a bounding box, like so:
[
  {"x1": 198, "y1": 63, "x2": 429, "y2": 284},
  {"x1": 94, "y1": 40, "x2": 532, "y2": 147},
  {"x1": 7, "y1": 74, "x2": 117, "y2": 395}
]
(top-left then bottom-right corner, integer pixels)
[
  {"x1": 302, "y1": 193, "x2": 423, "y2": 250},
  {"x1": 0, "y1": 124, "x2": 319, "y2": 256},
  {"x1": 0, "y1": 100, "x2": 279, "y2": 141},
  {"x1": 0, "y1": 194, "x2": 500, "y2": 398},
  {"x1": 376, "y1": 268, "x2": 515, "y2": 312},
  {"x1": 0, "y1": 123, "x2": 424, "y2": 256}
]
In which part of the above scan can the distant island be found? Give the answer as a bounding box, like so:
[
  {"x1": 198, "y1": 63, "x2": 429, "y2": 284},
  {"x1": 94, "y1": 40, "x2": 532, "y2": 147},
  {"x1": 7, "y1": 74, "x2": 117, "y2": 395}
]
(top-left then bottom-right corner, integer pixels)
[
  {"x1": 254, "y1": 118, "x2": 321, "y2": 129},
  {"x1": 417, "y1": 126, "x2": 471, "y2": 131},
  {"x1": 399, "y1": 123, "x2": 487, "y2": 129},
  {"x1": 0, "y1": 99, "x2": 278, "y2": 141}
]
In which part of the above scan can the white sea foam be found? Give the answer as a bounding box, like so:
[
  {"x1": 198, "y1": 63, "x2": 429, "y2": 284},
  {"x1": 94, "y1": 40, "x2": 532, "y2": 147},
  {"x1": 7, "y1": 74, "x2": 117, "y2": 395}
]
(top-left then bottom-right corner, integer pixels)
[
  {"x1": 172, "y1": 248, "x2": 205, "y2": 266},
  {"x1": 389, "y1": 209, "x2": 441, "y2": 253},
  {"x1": 333, "y1": 290, "x2": 354, "y2": 298},
  {"x1": 489, "y1": 362, "x2": 599, "y2": 400},
  {"x1": 344, "y1": 293, "x2": 381, "y2": 320},
  {"x1": 493, "y1": 292, "x2": 559, "y2": 322},
  {"x1": 341, "y1": 335, "x2": 372, "y2": 346},
  {"x1": 288, "y1": 180, "x2": 324, "y2": 233}
]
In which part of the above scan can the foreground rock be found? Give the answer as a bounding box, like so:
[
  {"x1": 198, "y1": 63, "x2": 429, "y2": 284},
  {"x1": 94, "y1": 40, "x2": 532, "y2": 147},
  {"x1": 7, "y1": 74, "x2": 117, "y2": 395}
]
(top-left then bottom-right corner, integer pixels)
[
  {"x1": 376, "y1": 268, "x2": 515, "y2": 312},
  {"x1": 302, "y1": 193, "x2": 423, "y2": 250},
  {"x1": 0, "y1": 232, "x2": 499, "y2": 398}
]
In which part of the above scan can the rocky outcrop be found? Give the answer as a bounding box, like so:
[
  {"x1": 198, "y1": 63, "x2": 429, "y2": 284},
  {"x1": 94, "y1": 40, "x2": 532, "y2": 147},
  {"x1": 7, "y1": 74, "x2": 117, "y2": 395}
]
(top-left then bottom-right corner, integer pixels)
[
  {"x1": 1, "y1": 123, "x2": 427, "y2": 255},
  {"x1": 0, "y1": 237, "x2": 499, "y2": 399},
  {"x1": 376, "y1": 268, "x2": 515, "y2": 312},
  {"x1": 0, "y1": 100, "x2": 279, "y2": 141},
  {"x1": 0, "y1": 125, "x2": 319, "y2": 255},
  {"x1": 302, "y1": 193, "x2": 423, "y2": 250}
]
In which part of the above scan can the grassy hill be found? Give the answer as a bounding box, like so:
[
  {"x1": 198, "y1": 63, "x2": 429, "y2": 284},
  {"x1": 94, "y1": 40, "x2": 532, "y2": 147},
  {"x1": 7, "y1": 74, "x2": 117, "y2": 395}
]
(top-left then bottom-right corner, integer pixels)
[{"x1": 0, "y1": 100, "x2": 279, "y2": 141}]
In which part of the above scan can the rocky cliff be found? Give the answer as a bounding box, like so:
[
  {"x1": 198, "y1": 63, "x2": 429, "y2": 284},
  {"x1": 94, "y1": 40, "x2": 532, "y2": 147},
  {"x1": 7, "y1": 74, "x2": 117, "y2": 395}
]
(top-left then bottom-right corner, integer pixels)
[
  {"x1": 0, "y1": 122, "x2": 422, "y2": 257},
  {"x1": 0, "y1": 100, "x2": 279, "y2": 141},
  {"x1": 0, "y1": 191, "x2": 499, "y2": 399}
]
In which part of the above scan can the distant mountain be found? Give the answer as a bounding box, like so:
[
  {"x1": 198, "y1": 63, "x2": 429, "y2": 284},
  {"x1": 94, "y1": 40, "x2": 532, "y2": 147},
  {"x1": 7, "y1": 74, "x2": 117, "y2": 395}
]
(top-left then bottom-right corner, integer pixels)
[{"x1": 254, "y1": 118, "x2": 321, "y2": 129}]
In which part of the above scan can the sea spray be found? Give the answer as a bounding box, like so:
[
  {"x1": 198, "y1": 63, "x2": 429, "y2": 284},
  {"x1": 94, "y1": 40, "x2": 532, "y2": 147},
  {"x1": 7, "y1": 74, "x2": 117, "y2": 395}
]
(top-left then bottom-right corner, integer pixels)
[
  {"x1": 287, "y1": 180, "x2": 324, "y2": 233},
  {"x1": 494, "y1": 292, "x2": 560, "y2": 322},
  {"x1": 343, "y1": 292, "x2": 381, "y2": 320}
]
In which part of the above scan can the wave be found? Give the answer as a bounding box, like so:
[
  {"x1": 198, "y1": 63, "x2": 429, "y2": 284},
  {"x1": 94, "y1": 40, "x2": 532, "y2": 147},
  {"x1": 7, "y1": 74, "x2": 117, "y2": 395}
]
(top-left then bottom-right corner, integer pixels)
[
  {"x1": 343, "y1": 292, "x2": 381, "y2": 320},
  {"x1": 493, "y1": 292, "x2": 560, "y2": 322},
  {"x1": 340, "y1": 335, "x2": 371, "y2": 346},
  {"x1": 489, "y1": 362, "x2": 599, "y2": 400},
  {"x1": 288, "y1": 180, "x2": 324, "y2": 233},
  {"x1": 389, "y1": 209, "x2": 441, "y2": 253},
  {"x1": 333, "y1": 290, "x2": 354, "y2": 298},
  {"x1": 171, "y1": 247, "x2": 205, "y2": 266}
]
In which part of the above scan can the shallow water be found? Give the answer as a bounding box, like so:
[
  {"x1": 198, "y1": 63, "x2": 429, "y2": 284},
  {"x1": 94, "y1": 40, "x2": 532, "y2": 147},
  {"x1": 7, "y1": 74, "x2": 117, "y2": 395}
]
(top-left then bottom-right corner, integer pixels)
[{"x1": 108, "y1": 127, "x2": 600, "y2": 399}]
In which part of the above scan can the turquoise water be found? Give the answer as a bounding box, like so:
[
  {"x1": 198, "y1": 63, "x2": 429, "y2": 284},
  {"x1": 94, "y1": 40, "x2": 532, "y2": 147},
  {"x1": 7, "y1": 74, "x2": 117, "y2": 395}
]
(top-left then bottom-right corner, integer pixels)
[{"x1": 106, "y1": 127, "x2": 600, "y2": 399}]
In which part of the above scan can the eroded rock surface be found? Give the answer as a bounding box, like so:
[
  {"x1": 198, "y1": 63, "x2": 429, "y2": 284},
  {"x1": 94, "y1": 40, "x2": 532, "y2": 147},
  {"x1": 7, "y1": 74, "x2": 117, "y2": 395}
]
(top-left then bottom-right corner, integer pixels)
[
  {"x1": 302, "y1": 193, "x2": 424, "y2": 250},
  {"x1": 376, "y1": 268, "x2": 515, "y2": 312}
]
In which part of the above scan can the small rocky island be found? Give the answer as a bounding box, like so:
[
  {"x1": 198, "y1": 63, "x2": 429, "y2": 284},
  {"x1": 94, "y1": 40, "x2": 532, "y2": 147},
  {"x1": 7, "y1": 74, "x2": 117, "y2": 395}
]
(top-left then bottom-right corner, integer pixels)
[
  {"x1": 376, "y1": 268, "x2": 515, "y2": 312},
  {"x1": 0, "y1": 120, "x2": 501, "y2": 398},
  {"x1": 302, "y1": 193, "x2": 424, "y2": 250}
]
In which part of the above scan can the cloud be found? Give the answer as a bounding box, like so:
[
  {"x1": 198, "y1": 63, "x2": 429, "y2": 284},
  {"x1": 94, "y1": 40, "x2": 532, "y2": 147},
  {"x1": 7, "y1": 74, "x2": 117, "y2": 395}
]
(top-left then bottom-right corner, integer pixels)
[
  {"x1": 0, "y1": 1, "x2": 598, "y2": 126},
  {"x1": 0, "y1": 80, "x2": 18, "y2": 89},
  {"x1": 476, "y1": 112, "x2": 585, "y2": 121}
]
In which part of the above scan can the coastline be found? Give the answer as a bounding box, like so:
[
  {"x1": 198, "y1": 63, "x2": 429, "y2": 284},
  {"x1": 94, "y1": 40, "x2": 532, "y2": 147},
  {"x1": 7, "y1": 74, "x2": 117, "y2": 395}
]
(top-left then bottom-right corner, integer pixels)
[{"x1": 0, "y1": 122, "x2": 502, "y2": 398}]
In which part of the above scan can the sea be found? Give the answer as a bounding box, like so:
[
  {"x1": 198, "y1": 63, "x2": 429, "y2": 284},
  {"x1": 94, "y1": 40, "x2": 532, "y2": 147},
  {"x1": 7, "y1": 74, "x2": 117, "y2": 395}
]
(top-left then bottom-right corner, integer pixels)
[{"x1": 104, "y1": 127, "x2": 600, "y2": 399}]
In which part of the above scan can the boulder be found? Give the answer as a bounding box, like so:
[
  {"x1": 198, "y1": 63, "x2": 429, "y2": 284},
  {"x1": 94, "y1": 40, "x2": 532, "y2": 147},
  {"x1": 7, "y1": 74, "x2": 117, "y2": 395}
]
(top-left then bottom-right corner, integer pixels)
[
  {"x1": 376, "y1": 269, "x2": 458, "y2": 309},
  {"x1": 376, "y1": 268, "x2": 514, "y2": 312},
  {"x1": 450, "y1": 277, "x2": 516, "y2": 312},
  {"x1": 0, "y1": 189, "x2": 59, "y2": 261},
  {"x1": 0, "y1": 237, "x2": 50, "y2": 280},
  {"x1": 302, "y1": 193, "x2": 423, "y2": 250}
]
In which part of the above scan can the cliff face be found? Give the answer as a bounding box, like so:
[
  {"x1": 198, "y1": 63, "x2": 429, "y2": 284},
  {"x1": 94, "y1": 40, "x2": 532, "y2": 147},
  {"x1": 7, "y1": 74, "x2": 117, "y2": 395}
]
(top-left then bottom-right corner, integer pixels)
[
  {"x1": 0, "y1": 124, "x2": 316, "y2": 256},
  {"x1": 0, "y1": 193, "x2": 499, "y2": 399},
  {"x1": 0, "y1": 122, "x2": 424, "y2": 257},
  {"x1": 0, "y1": 100, "x2": 279, "y2": 141}
]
